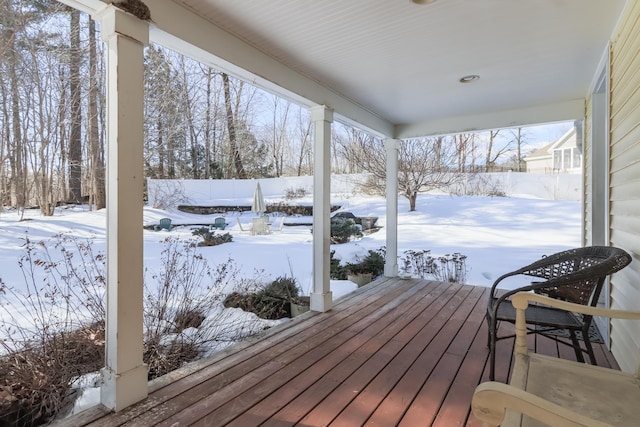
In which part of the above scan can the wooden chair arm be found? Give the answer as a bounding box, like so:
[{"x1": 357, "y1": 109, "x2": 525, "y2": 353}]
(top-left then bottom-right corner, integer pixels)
[
  {"x1": 472, "y1": 382, "x2": 614, "y2": 427},
  {"x1": 511, "y1": 292, "x2": 640, "y2": 320}
]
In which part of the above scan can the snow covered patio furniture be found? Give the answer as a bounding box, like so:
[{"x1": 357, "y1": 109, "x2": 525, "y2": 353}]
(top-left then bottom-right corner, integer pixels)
[
  {"x1": 473, "y1": 291, "x2": 640, "y2": 427},
  {"x1": 486, "y1": 246, "x2": 632, "y2": 380},
  {"x1": 252, "y1": 216, "x2": 270, "y2": 235},
  {"x1": 153, "y1": 218, "x2": 172, "y2": 231},
  {"x1": 236, "y1": 217, "x2": 251, "y2": 233},
  {"x1": 210, "y1": 217, "x2": 227, "y2": 230},
  {"x1": 270, "y1": 216, "x2": 285, "y2": 233}
]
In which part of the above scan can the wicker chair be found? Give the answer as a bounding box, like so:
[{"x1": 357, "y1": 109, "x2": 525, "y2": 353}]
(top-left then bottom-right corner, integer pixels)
[{"x1": 486, "y1": 245, "x2": 631, "y2": 381}]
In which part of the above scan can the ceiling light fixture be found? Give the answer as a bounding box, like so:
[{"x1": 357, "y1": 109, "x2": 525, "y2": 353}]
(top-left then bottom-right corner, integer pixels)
[
  {"x1": 459, "y1": 74, "x2": 480, "y2": 83},
  {"x1": 412, "y1": 0, "x2": 437, "y2": 4}
]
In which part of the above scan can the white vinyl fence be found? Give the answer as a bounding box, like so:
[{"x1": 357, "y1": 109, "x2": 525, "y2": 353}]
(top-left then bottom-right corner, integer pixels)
[{"x1": 147, "y1": 172, "x2": 581, "y2": 209}]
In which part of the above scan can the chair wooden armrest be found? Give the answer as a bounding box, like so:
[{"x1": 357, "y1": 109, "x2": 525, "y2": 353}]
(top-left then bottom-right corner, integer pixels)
[
  {"x1": 474, "y1": 292, "x2": 640, "y2": 426},
  {"x1": 472, "y1": 382, "x2": 613, "y2": 427},
  {"x1": 511, "y1": 292, "x2": 640, "y2": 321}
]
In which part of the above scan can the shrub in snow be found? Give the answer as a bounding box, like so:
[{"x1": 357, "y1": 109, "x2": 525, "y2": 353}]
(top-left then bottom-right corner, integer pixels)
[
  {"x1": 223, "y1": 275, "x2": 302, "y2": 320},
  {"x1": 190, "y1": 227, "x2": 233, "y2": 247},
  {"x1": 329, "y1": 217, "x2": 362, "y2": 244},
  {"x1": 401, "y1": 249, "x2": 468, "y2": 283},
  {"x1": 0, "y1": 235, "x2": 277, "y2": 425}
]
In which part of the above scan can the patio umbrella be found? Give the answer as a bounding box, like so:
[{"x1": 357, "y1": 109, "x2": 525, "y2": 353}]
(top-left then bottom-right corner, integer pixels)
[{"x1": 251, "y1": 182, "x2": 266, "y2": 215}]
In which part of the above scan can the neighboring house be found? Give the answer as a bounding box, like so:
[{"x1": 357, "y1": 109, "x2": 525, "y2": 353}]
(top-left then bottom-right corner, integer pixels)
[{"x1": 524, "y1": 127, "x2": 582, "y2": 174}]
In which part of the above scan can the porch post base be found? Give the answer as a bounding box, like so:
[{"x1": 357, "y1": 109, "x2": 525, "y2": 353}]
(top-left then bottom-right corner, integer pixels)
[
  {"x1": 384, "y1": 263, "x2": 398, "y2": 277},
  {"x1": 310, "y1": 291, "x2": 333, "y2": 312},
  {"x1": 101, "y1": 363, "x2": 148, "y2": 411}
]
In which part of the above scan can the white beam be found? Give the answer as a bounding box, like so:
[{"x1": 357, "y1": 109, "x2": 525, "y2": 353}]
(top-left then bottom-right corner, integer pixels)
[
  {"x1": 98, "y1": 5, "x2": 149, "y2": 411},
  {"x1": 57, "y1": 0, "x2": 106, "y2": 15},
  {"x1": 395, "y1": 99, "x2": 585, "y2": 139},
  {"x1": 384, "y1": 139, "x2": 399, "y2": 277},
  {"x1": 310, "y1": 106, "x2": 333, "y2": 313}
]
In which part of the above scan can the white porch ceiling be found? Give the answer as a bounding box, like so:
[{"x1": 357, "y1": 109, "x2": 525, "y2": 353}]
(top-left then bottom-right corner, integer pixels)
[
  {"x1": 69, "y1": 0, "x2": 627, "y2": 138},
  {"x1": 168, "y1": 0, "x2": 625, "y2": 138}
]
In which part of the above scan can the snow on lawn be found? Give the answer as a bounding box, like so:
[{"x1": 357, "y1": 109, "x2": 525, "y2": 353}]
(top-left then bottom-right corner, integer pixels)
[
  {"x1": 0, "y1": 193, "x2": 580, "y2": 415},
  {"x1": 0, "y1": 193, "x2": 581, "y2": 306},
  {"x1": 0, "y1": 193, "x2": 581, "y2": 337}
]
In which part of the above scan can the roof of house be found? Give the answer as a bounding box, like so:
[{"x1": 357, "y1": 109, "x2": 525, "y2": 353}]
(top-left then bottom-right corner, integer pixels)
[{"x1": 525, "y1": 127, "x2": 577, "y2": 161}]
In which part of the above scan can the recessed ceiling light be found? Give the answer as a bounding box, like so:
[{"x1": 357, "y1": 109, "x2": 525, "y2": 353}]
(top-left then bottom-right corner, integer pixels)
[
  {"x1": 459, "y1": 75, "x2": 480, "y2": 83},
  {"x1": 412, "y1": 0, "x2": 437, "y2": 4}
]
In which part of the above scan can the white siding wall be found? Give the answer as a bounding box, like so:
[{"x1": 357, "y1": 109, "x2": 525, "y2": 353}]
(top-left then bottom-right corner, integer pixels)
[
  {"x1": 584, "y1": 95, "x2": 593, "y2": 246},
  {"x1": 607, "y1": 0, "x2": 640, "y2": 373}
]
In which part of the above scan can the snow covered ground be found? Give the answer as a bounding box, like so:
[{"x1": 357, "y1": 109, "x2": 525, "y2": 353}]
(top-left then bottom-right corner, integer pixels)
[{"x1": 0, "y1": 192, "x2": 581, "y2": 415}]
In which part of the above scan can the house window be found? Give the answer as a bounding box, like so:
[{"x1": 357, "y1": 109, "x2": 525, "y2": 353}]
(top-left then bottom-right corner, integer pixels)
[
  {"x1": 563, "y1": 148, "x2": 571, "y2": 170},
  {"x1": 553, "y1": 150, "x2": 562, "y2": 171},
  {"x1": 572, "y1": 147, "x2": 582, "y2": 169}
]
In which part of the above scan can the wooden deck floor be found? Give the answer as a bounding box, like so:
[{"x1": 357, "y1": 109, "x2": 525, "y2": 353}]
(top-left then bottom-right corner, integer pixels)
[{"x1": 63, "y1": 278, "x2": 618, "y2": 427}]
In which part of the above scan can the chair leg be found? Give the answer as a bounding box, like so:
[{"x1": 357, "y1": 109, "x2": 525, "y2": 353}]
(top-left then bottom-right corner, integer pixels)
[
  {"x1": 489, "y1": 319, "x2": 497, "y2": 381},
  {"x1": 569, "y1": 330, "x2": 585, "y2": 363},
  {"x1": 582, "y1": 327, "x2": 598, "y2": 365}
]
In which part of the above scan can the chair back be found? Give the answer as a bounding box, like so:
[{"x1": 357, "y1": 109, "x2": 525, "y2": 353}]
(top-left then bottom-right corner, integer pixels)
[
  {"x1": 520, "y1": 246, "x2": 631, "y2": 306},
  {"x1": 214, "y1": 217, "x2": 226, "y2": 229}
]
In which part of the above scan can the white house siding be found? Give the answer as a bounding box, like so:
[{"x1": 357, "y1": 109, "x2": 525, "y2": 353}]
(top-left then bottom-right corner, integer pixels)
[
  {"x1": 607, "y1": 0, "x2": 640, "y2": 373},
  {"x1": 525, "y1": 155, "x2": 552, "y2": 174},
  {"x1": 584, "y1": 95, "x2": 593, "y2": 247}
]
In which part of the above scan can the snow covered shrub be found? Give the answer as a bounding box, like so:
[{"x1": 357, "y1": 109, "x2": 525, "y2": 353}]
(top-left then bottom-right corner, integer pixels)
[
  {"x1": 143, "y1": 237, "x2": 239, "y2": 378},
  {"x1": 401, "y1": 250, "x2": 468, "y2": 283},
  {"x1": 433, "y1": 253, "x2": 468, "y2": 283},
  {"x1": 223, "y1": 275, "x2": 301, "y2": 320},
  {"x1": 0, "y1": 234, "x2": 272, "y2": 424},
  {"x1": 329, "y1": 217, "x2": 362, "y2": 244},
  {"x1": 329, "y1": 250, "x2": 347, "y2": 280},
  {"x1": 284, "y1": 186, "x2": 307, "y2": 200},
  {"x1": 448, "y1": 174, "x2": 506, "y2": 197},
  {"x1": 191, "y1": 227, "x2": 233, "y2": 247},
  {"x1": 344, "y1": 248, "x2": 386, "y2": 279},
  {"x1": 0, "y1": 234, "x2": 106, "y2": 426}
]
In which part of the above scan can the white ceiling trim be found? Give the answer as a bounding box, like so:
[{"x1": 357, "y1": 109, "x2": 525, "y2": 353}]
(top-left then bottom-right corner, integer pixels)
[{"x1": 396, "y1": 99, "x2": 585, "y2": 139}]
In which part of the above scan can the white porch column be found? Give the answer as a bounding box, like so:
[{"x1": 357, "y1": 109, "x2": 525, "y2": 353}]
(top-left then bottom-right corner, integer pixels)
[
  {"x1": 98, "y1": 6, "x2": 149, "y2": 411},
  {"x1": 384, "y1": 138, "x2": 399, "y2": 277},
  {"x1": 310, "y1": 105, "x2": 333, "y2": 312}
]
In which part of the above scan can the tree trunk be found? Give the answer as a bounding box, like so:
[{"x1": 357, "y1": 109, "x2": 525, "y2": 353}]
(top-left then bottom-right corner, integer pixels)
[
  {"x1": 89, "y1": 18, "x2": 105, "y2": 209},
  {"x1": 222, "y1": 73, "x2": 246, "y2": 179},
  {"x1": 515, "y1": 127, "x2": 523, "y2": 172},
  {"x1": 204, "y1": 68, "x2": 212, "y2": 179},
  {"x1": 409, "y1": 191, "x2": 417, "y2": 212},
  {"x1": 8, "y1": 30, "x2": 26, "y2": 212},
  {"x1": 68, "y1": 9, "x2": 82, "y2": 203},
  {"x1": 157, "y1": 119, "x2": 164, "y2": 177},
  {"x1": 485, "y1": 131, "x2": 495, "y2": 172},
  {"x1": 0, "y1": 77, "x2": 8, "y2": 211}
]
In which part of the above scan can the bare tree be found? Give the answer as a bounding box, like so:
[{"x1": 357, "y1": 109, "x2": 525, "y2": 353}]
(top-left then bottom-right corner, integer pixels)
[
  {"x1": 2, "y1": 0, "x2": 28, "y2": 214},
  {"x1": 509, "y1": 127, "x2": 529, "y2": 172},
  {"x1": 294, "y1": 107, "x2": 312, "y2": 176},
  {"x1": 67, "y1": 8, "x2": 82, "y2": 203},
  {"x1": 88, "y1": 18, "x2": 105, "y2": 209},
  {"x1": 484, "y1": 129, "x2": 511, "y2": 171},
  {"x1": 453, "y1": 133, "x2": 476, "y2": 172},
  {"x1": 222, "y1": 72, "x2": 247, "y2": 179},
  {"x1": 347, "y1": 131, "x2": 465, "y2": 211},
  {"x1": 265, "y1": 96, "x2": 290, "y2": 177}
]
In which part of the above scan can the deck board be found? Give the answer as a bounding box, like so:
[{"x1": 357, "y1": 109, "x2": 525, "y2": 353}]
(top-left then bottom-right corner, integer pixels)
[{"x1": 63, "y1": 278, "x2": 619, "y2": 427}]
